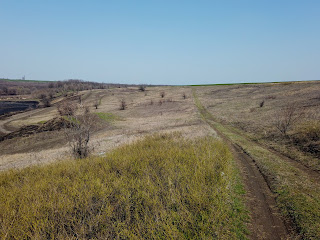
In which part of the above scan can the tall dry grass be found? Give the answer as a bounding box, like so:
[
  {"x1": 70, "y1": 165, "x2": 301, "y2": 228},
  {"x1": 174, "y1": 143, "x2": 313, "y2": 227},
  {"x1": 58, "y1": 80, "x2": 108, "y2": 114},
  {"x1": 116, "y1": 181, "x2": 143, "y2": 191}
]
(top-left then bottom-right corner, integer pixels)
[{"x1": 0, "y1": 133, "x2": 247, "y2": 239}]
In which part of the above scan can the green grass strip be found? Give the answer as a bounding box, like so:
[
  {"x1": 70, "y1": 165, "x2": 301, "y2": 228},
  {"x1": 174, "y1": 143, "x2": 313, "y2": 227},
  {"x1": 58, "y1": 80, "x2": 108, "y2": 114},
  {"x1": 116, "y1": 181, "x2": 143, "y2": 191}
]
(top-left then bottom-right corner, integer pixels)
[{"x1": 95, "y1": 112, "x2": 122, "y2": 122}]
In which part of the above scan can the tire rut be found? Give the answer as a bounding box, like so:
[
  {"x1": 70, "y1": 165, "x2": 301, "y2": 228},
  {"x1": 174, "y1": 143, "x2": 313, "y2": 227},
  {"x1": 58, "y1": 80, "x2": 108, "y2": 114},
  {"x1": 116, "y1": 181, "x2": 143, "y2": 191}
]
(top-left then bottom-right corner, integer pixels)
[
  {"x1": 211, "y1": 122, "x2": 292, "y2": 239},
  {"x1": 231, "y1": 142, "x2": 292, "y2": 239},
  {"x1": 193, "y1": 93, "x2": 295, "y2": 239}
]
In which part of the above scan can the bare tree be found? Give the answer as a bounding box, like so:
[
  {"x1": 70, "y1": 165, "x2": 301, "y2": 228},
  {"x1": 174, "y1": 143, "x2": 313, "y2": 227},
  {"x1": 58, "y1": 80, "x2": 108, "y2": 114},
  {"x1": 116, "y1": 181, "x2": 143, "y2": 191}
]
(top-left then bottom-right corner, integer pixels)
[
  {"x1": 120, "y1": 99, "x2": 127, "y2": 110},
  {"x1": 93, "y1": 97, "x2": 101, "y2": 109},
  {"x1": 182, "y1": 92, "x2": 187, "y2": 99},
  {"x1": 48, "y1": 91, "x2": 54, "y2": 99},
  {"x1": 160, "y1": 91, "x2": 165, "y2": 98},
  {"x1": 41, "y1": 97, "x2": 51, "y2": 107},
  {"x1": 94, "y1": 100, "x2": 99, "y2": 109},
  {"x1": 63, "y1": 106, "x2": 99, "y2": 159},
  {"x1": 139, "y1": 85, "x2": 146, "y2": 91},
  {"x1": 58, "y1": 101, "x2": 78, "y2": 116},
  {"x1": 274, "y1": 103, "x2": 302, "y2": 135}
]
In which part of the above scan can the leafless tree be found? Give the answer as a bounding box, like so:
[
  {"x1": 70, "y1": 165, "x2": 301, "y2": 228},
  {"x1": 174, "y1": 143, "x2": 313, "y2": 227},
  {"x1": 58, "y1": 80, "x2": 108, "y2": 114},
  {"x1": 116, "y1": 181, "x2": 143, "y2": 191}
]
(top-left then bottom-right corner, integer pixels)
[
  {"x1": 94, "y1": 100, "x2": 99, "y2": 109},
  {"x1": 182, "y1": 92, "x2": 187, "y2": 99},
  {"x1": 274, "y1": 103, "x2": 302, "y2": 135},
  {"x1": 139, "y1": 85, "x2": 146, "y2": 91},
  {"x1": 58, "y1": 101, "x2": 78, "y2": 116},
  {"x1": 41, "y1": 97, "x2": 51, "y2": 107},
  {"x1": 120, "y1": 99, "x2": 127, "y2": 110},
  {"x1": 93, "y1": 97, "x2": 102, "y2": 109},
  {"x1": 63, "y1": 105, "x2": 100, "y2": 159},
  {"x1": 48, "y1": 91, "x2": 54, "y2": 99}
]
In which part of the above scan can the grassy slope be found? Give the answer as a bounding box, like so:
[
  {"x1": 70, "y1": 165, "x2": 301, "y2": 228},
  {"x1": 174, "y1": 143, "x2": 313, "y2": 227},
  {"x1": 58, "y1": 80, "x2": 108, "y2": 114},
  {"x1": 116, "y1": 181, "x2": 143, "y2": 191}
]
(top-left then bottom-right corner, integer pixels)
[
  {"x1": 193, "y1": 89, "x2": 320, "y2": 239},
  {"x1": 0, "y1": 133, "x2": 248, "y2": 239}
]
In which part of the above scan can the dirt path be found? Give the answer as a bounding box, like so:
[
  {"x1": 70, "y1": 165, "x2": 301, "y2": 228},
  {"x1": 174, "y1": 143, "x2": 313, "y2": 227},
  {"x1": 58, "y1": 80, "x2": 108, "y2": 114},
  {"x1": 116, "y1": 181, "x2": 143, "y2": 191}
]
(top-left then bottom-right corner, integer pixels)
[
  {"x1": 193, "y1": 94, "x2": 293, "y2": 239},
  {"x1": 0, "y1": 108, "x2": 52, "y2": 134},
  {"x1": 263, "y1": 144, "x2": 320, "y2": 182},
  {"x1": 231, "y1": 142, "x2": 291, "y2": 239}
]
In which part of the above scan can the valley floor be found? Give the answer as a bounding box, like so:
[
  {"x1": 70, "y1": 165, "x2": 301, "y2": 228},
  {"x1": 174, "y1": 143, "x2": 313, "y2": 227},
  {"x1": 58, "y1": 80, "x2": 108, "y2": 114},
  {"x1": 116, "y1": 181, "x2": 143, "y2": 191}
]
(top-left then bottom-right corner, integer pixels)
[{"x1": 1, "y1": 82, "x2": 319, "y2": 239}]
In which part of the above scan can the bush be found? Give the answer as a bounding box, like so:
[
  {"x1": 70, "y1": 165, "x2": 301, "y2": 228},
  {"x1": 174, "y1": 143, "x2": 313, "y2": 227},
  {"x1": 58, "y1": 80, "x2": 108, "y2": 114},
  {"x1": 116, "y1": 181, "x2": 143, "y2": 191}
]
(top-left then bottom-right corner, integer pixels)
[
  {"x1": 63, "y1": 106, "x2": 99, "y2": 159},
  {"x1": 274, "y1": 103, "x2": 302, "y2": 135},
  {"x1": 139, "y1": 85, "x2": 146, "y2": 91},
  {"x1": 119, "y1": 99, "x2": 127, "y2": 110},
  {"x1": 58, "y1": 101, "x2": 78, "y2": 116},
  {"x1": 182, "y1": 92, "x2": 187, "y2": 99},
  {"x1": 291, "y1": 120, "x2": 320, "y2": 155},
  {"x1": 41, "y1": 97, "x2": 51, "y2": 107},
  {"x1": 259, "y1": 100, "x2": 265, "y2": 108}
]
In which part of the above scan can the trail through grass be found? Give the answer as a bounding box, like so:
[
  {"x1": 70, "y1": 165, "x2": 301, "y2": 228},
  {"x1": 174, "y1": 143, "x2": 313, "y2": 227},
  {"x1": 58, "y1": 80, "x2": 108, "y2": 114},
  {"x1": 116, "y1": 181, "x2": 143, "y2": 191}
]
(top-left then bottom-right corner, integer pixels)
[{"x1": 193, "y1": 89, "x2": 320, "y2": 239}]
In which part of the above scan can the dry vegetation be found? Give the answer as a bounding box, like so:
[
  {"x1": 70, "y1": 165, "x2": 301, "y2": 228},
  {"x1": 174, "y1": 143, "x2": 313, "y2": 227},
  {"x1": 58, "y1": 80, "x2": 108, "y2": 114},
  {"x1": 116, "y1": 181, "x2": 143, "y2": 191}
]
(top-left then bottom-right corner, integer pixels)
[
  {"x1": 0, "y1": 86, "x2": 210, "y2": 170},
  {"x1": 1, "y1": 80, "x2": 319, "y2": 239},
  {"x1": 0, "y1": 133, "x2": 247, "y2": 239},
  {"x1": 194, "y1": 82, "x2": 320, "y2": 239},
  {"x1": 195, "y1": 81, "x2": 320, "y2": 169}
]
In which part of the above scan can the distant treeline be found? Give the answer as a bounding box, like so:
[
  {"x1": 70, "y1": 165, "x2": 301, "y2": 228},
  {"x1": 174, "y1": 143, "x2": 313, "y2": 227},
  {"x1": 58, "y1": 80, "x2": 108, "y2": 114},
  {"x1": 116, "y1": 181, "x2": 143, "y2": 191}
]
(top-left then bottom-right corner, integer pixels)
[{"x1": 0, "y1": 79, "x2": 161, "y2": 96}]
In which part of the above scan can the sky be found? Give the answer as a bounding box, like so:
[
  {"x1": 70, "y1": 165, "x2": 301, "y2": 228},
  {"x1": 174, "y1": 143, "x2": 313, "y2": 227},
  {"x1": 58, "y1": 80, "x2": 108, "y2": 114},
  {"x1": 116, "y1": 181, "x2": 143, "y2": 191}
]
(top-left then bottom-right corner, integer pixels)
[{"x1": 1, "y1": 1, "x2": 320, "y2": 85}]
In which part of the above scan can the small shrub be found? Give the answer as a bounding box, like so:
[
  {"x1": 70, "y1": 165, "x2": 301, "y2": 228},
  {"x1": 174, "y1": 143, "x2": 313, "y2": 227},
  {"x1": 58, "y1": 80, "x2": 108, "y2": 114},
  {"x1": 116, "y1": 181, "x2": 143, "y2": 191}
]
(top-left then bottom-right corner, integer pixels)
[
  {"x1": 160, "y1": 91, "x2": 165, "y2": 98},
  {"x1": 41, "y1": 97, "x2": 51, "y2": 107},
  {"x1": 93, "y1": 97, "x2": 100, "y2": 109},
  {"x1": 259, "y1": 100, "x2": 265, "y2": 108},
  {"x1": 120, "y1": 99, "x2": 127, "y2": 110},
  {"x1": 274, "y1": 103, "x2": 302, "y2": 135},
  {"x1": 58, "y1": 101, "x2": 78, "y2": 116},
  {"x1": 182, "y1": 92, "x2": 187, "y2": 99},
  {"x1": 139, "y1": 85, "x2": 146, "y2": 91},
  {"x1": 38, "y1": 93, "x2": 47, "y2": 100},
  {"x1": 291, "y1": 120, "x2": 320, "y2": 155},
  {"x1": 48, "y1": 91, "x2": 54, "y2": 99},
  {"x1": 63, "y1": 106, "x2": 100, "y2": 159}
]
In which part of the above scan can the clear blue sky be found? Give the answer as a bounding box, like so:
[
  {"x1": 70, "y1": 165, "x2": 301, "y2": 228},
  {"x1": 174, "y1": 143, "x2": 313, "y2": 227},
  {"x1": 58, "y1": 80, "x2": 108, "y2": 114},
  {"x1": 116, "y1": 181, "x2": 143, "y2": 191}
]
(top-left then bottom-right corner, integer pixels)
[{"x1": 1, "y1": 1, "x2": 319, "y2": 85}]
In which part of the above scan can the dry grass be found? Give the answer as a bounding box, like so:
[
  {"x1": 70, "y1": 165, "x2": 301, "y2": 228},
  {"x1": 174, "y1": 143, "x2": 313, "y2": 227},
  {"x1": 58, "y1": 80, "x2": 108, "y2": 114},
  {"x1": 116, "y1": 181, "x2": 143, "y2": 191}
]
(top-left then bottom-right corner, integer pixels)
[
  {"x1": 0, "y1": 86, "x2": 209, "y2": 171},
  {"x1": 0, "y1": 133, "x2": 248, "y2": 239},
  {"x1": 195, "y1": 81, "x2": 320, "y2": 169},
  {"x1": 291, "y1": 120, "x2": 320, "y2": 155},
  {"x1": 194, "y1": 89, "x2": 320, "y2": 239}
]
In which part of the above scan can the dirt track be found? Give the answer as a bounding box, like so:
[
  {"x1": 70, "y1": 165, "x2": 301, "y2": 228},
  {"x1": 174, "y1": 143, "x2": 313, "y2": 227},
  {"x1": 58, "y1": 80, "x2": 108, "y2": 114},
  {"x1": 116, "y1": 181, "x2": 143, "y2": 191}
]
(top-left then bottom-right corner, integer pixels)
[
  {"x1": 0, "y1": 107, "x2": 52, "y2": 134},
  {"x1": 231, "y1": 143, "x2": 291, "y2": 239},
  {"x1": 194, "y1": 93, "x2": 293, "y2": 240}
]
